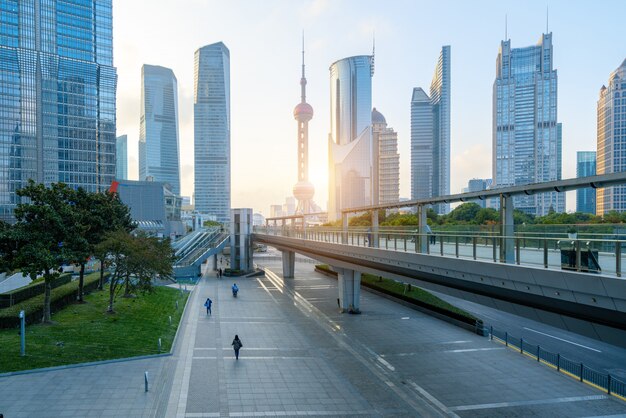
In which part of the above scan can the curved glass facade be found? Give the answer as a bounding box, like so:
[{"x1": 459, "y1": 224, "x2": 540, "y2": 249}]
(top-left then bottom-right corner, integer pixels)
[
  {"x1": 597, "y1": 60, "x2": 626, "y2": 215},
  {"x1": 0, "y1": 0, "x2": 116, "y2": 222},
  {"x1": 328, "y1": 55, "x2": 373, "y2": 220},
  {"x1": 194, "y1": 42, "x2": 230, "y2": 224},
  {"x1": 139, "y1": 64, "x2": 180, "y2": 195}
]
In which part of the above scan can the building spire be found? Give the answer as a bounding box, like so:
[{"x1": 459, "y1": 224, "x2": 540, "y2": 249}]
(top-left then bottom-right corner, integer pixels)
[
  {"x1": 505, "y1": 14, "x2": 508, "y2": 40},
  {"x1": 371, "y1": 30, "x2": 376, "y2": 76},
  {"x1": 300, "y1": 31, "x2": 307, "y2": 103},
  {"x1": 546, "y1": 5, "x2": 549, "y2": 33}
]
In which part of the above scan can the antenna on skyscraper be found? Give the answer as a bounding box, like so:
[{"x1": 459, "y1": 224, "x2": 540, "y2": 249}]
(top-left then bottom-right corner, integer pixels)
[
  {"x1": 505, "y1": 14, "x2": 508, "y2": 40},
  {"x1": 371, "y1": 30, "x2": 376, "y2": 76},
  {"x1": 546, "y1": 5, "x2": 549, "y2": 33}
]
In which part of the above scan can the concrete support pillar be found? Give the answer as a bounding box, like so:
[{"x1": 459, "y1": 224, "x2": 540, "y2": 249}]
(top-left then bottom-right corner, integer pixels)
[
  {"x1": 371, "y1": 210, "x2": 379, "y2": 248},
  {"x1": 282, "y1": 250, "x2": 295, "y2": 278},
  {"x1": 341, "y1": 212, "x2": 348, "y2": 244},
  {"x1": 499, "y1": 194, "x2": 515, "y2": 264},
  {"x1": 335, "y1": 268, "x2": 361, "y2": 313},
  {"x1": 417, "y1": 205, "x2": 428, "y2": 253}
]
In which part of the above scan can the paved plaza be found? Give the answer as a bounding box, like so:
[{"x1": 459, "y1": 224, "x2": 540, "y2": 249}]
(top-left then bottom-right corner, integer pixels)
[{"x1": 1, "y1": 256, "x2": 626, "y2": 417}]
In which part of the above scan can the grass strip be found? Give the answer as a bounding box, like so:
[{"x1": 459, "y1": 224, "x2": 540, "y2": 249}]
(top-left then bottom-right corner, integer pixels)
[
  {"x1": 0, "y1": 285, "x2": 188, "y2": 373},
  {"x1": 315, "y1": 264, "x2": 476, "y2": 322}
]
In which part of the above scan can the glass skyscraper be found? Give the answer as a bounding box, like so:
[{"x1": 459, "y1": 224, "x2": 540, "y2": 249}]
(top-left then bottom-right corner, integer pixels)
[
  {"x1": 596, "y1": 59, "x2": 626, "y2": 216},
  {"x1": 139, "y1": 65, "x2": 180, "y2": 195},
  {"x1": 328, "y1": 55, "x2": 373, "y2": 221},
  {"x1": 410, "y1": 46, "x2": 451, "y2": 214},
  {"x1": 194, "y1": 42, "x2": 230, "y2": 224},
  {"x1": 0, "y1": 0, "x2": 116, "y2": 222},
  {"x1": 493, "y1": 33, "x2": 564, "y2": 216},
  {"x1": 116, "y1": 135, "x2": 128, "y2": 180},
  {"x1": 576, "y1": 151, "x2": 596, "y2": 214}
]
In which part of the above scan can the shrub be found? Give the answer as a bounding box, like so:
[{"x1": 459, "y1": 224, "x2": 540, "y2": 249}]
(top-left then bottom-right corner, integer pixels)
[
  {"x1": 0, "y1": 272, "x2": 105, "y2": 328},
  {"x1": 0, "y1": 273, "x2": 72, "y2": 308}
]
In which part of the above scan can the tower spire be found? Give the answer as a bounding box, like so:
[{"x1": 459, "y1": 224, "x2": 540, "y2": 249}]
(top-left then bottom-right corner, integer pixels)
[
  {"x1": 546, "y1": 5, "x2": 549, "y2": 33},
  {"x1": 505, "y1": 14, "x2": 508, "y2": 40},
  {"x1": 300, "y1": 31, "x2": 306, "y2": 103},
  {"x1": 371, "y1": 30, "x2": 376, "y2": 76}
]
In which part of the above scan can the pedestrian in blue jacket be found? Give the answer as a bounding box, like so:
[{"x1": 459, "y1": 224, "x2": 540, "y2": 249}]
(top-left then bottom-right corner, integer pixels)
[{"x1": 204, "y1": 297, "x2": 212, "y2": 315}]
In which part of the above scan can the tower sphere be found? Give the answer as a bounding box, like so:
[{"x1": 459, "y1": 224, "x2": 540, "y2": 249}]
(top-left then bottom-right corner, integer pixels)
[
  {"x1": 293, "y1": 180, "x2": 315, "y2": 201},
  {"x1": 293, "y1": 102, "x2": 313, "y2": 121}
]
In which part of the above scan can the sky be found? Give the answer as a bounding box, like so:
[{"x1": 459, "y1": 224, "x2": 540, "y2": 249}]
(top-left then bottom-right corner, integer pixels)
[{"x1": 113, "y1": 0, "x2": 626, "y2": 215}]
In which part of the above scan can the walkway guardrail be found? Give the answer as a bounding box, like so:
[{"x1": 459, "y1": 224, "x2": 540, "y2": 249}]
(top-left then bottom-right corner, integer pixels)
[
  {"x1": 253, "y1": 226, "x2": 626, "y2": 278},
  {"x1": 489, "y1": 326, "x2": 626, "y2": 401}
]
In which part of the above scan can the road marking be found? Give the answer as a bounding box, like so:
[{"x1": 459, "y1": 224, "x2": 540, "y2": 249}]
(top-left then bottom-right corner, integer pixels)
[
  {"x1": 450, "y1": 394, "x2": 609, "y2": 411},
  {"x1": 442, "y1": 340, "x2": 472, "y2": 344},
  {"x1": 376, "y1": 356, "x2": 396, "y2": 371},
  {"x1": 406, "y1": 380, "x2": 460, "y2": 418},
  {"x1": 523, "y1": 327, "x2": 602, "y2": 352},
  {"x1": 401, "y1": 317, "x2": 410, "y2": 320},
  {"x1": 445, "y1": 347, "x2": 505, "y2": 353}
]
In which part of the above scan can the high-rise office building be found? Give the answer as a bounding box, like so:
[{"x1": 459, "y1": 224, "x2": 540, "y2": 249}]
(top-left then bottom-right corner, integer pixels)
[
  {"x1": 328, "y1": 55, "x2": 374, "y2": 221},
  {"x1": 410, "y1": 46, "x2": 451, "y2": 214},
  {"x1": 576, "y1": 151, "x2": 596, "y2": 214},
  {"x1": 194, "y1": 42, "x2": 231, "y2": 224},
  {"x1": 493, "y1": 33, "x2": 564, "y2": 216},
  {"x1": 465, "y1": 178, "x2": 493, "y2": 208},
  {"x1": 597, "y1": 59, "x2": 626, "y2": 215},
  {"x1": 139, "y1": 65, "x2": 180, "y2": 195},
  {"x1": 116, "y1": 135, "x2": 128, "y2": 180},
  {"x1": 372, "y1": 108, "x2": 399, "y2": 205},
  {"x1": 0, "y1": 0, "x2": 116, "y2": 221},
  {"x1": 292, "y1": 40, "x2": 315, "y2": 214}
]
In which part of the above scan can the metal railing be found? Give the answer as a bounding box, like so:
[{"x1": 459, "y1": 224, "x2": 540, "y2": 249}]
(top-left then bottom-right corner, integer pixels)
[
  {"x1": 253, "y1": 226, "x2": 626, "y2": 278},
  {"x1": 489, "y1": 326, "x2": 626, "y2": 401}
]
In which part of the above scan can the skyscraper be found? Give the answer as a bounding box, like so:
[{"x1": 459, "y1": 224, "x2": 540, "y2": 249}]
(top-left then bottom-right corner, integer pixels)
[
  {"x1": 0, "y1": 0, "x2": 116, "y2": 222},
  {"x1": 493, "y1": 33, "x2": 564, "y2": 216},
  {"x1": 292, "y1": 40, "x2": 315, "y2": 214},
  {"x1": 328, "y1": 55, "x2": 374, "y2": 221},
  {"x1": 116, "y1": 135, "x2": 128, "y2": 180},
  {"x1": 596, "y1": 59, "x2": 626, "y2": 216},
  {"x1": 139, "y1": 65, "x2": 180, "y2": 195},
  {"x1": 577, "y1": 151, "x2": 596, "y2": 214},
  {"x1": 410, "y1": 46, "x2": 451, "y2": 214},
  {"x1": 372, "y1": 108, "x2": 399, "y2": 205},
  {"x1": 465, "y1": 178, "x2": 493, "y2": 208},
  {"x1": 194, "y1": 42, "x2": 231, "y2": 224}
]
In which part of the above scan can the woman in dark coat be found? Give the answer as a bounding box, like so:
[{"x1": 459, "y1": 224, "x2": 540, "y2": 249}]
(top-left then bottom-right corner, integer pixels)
[{"x1": 231, "y1": 335, "x2": 243, "y2": 360}]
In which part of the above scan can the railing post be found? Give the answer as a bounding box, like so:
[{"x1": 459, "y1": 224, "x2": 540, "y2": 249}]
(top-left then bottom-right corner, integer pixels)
[
  {"x1": 404, "y1": 236, "x2": 407, "y2": 252},
  {"x1": 544, "y1": 239, "x2": 549, "y2": 268},
  {"x1": 520, "y1": 337, "x2": 524, "y2": 354},
  {"x1": 455, "y1": 236, "x2": 459, "y2": 258},
  {"x1": 537, "y1": 345, "x2": 540, "y2": 362},
  {"x1": 394, "y1": 235, "x2": 397, "y2": 251},
  {"x1": 608, "y1": 374, "x2": 612, "y2": 395},
  {"x1": 575, "y1": 240, "x2": 582, "y2": 272},
  {"x1": 505, "y1": 331, "x2": 508, "y2": 346},
  {"x1": 516, "y1": 238, "x2": 521, "y2": 265},
  {"x1": 341, "y1": 212, "x2": 348, "y2": 244},
  {"x1": 557, "y1": 353, "x2": 560, "y2": 371},
  {"x1": 490, "y1": 325, "x2": 493, "y2": 340},
  {"x1": 580, "y1": 363, "x2": 584, "y2": 382},
  {"x1": 616, "y1": 241, "x2": 621, "y2": 277},
  {"x1": 473, "y1": 237, "x2": 477, "y2": 260},
  {"x1": 440, "y1": 237, "x2": 444, "y2": 256}
]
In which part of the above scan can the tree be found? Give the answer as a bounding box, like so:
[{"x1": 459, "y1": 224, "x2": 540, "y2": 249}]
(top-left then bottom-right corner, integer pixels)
[
  {"x1": 95, "y1": 229, "x2": 135, "y2": 313},
  {"x1": 447, "y1": 203, "x2": 482, "y2": 224},
  {"x1": 12, "y1": 180, "x2": 76, "y2": 323}
]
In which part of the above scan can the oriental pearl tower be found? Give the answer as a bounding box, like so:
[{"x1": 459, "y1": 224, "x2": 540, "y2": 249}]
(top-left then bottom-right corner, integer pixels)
[{"x1": 293, "y1": 37, "x2": 315, "y2": 214}]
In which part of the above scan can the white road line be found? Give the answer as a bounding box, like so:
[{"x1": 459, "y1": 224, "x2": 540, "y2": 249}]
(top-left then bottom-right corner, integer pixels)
[
  {"x1": 401, "y1": 317, "x2": 410, "y2": 320},
  {"x1": 406, "y1": 380, "x2": 460, "y2": 418},
  {"x1": 450, "y1": 395, "x2": 609, "y2": 411},
  {"x1": 523, "y1": 327, "x2": 602, "y2": 352},
  {"x1": 445, "y1": 347, "x2": 505, "y2": 353},
  {"x1": 442, "y1": 340, "x2": 472, "y2": 344},
  {"x1": 376, "y1": 356, "x2": 396, "y2": 371}
]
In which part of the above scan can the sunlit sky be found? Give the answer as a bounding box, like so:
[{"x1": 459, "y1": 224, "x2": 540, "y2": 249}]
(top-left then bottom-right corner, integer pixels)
[{"x1": 113, "y1": 0, "x2": 626, "y2": 215}]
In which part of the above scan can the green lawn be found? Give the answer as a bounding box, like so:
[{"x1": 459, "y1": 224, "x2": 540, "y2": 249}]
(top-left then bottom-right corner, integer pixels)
[{"x1": 0, "y1": 285, "x2": 188, "y2": 373}]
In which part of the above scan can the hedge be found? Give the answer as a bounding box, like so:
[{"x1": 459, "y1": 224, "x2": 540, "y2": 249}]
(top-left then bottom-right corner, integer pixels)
[
  {"x1": 0, "y1": 273, "x2": 72, "y2": 308},
  {"x1": 0, "y1": 272, "x2": 105, "y2": 328}
]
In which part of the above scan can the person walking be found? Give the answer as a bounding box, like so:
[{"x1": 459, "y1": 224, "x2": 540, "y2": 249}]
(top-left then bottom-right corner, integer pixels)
[
  {"x1": 204, "y1": 297, "x2": 212, "y2": 315},
  {"x1": 231, "y1": 335, "x2": 243, "y2": 360}
]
